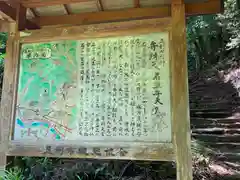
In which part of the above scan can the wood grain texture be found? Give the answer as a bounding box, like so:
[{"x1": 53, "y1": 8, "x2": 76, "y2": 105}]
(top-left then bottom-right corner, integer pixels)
[
  {"x1": 17, "y1": 4, "x2": 27, "y2": 31},
  {"x1": 170, "y1": 0, "x2": 192, "y2": 180},
  {"x1": 0, "y1": 23, "x2": 18, "y2": 177},
  {"x1": 0, "y1": 21, "x2": 9, "y2": 32},
  {"x1": 31, "y1": 0, "x2": 222, "y2": 27},
  {"x1": 21, "y1": 0, "x2": 94, "y2": 8},
  {"x1": 185, "y1": 0, "x2": 222, "y2": 16},
  {"x1": 6, "y1": 140, "x2": 174, "y2": 161},
  {"x1": 0, "y1": 1, "x2": 16, "y2": 21},
  {"x1": 20, "y1": 17, "x2": 171, "y2": 43},
  {"x1": 0, "y1": 2, "x2": 39, "y2": 29},
  {"x1": 33, "y1": 7, "x2": 170, "y2": 27}
]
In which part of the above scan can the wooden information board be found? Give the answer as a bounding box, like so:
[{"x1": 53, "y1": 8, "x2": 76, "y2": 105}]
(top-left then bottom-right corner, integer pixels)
[
  {"x1": 15, "y1": 33, "x2": 171, "y2": 143},
  {"x1": 0, "y1": 5, "x2": 192, "y2": 179},
  {"x1": 7, "y1": 24, "x2": 175, "y2": 160}
]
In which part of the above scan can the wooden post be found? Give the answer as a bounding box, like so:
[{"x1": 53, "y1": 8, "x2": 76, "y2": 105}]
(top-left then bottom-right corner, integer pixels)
[
  {"x1": 0, "y1": 21, "x2": 9, "y2": 32},
  {"x1": 0, "y1": 22, "x2": 18, "y2": 177},
  {"x1": 171, "y1": 0, "x2": 192, "y2": 180}
]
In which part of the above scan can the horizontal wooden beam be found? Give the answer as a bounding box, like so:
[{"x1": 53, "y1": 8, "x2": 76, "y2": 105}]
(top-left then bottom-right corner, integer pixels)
[
  {"x1": 6, "y1": 140, "x2": 175, "y2": 161},
  {"x1": 21, "y1": 0, "x2": 93, "y2": 8},
  {"x1": 34, "y1": 7, "x2": 170, "y2": 27},
  {"x1": 0, "y1": 1, "x2": 39, "y2": 30},
  {"x1": 185, "y1": 0, "x2": 223, "y2": 16},
  {"x1": 33, "y1": 0, "x2": 222, "y2": 27},
  {"x1": 21, "y1": 17, "x2": 171, "y2": 43}
]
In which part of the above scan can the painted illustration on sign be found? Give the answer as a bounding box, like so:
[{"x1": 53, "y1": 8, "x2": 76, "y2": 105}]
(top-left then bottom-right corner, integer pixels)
[
  {"x1": 15, "y1": 41, "x2": 78, "y2": 140},
  {"x1": 14, "y1": 32, "x2": 171, "y2": 143}
]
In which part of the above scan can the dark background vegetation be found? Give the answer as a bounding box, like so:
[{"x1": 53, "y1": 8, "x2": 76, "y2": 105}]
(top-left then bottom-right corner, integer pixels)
[{"x1": 0, "y1": 0, "x2": 240, "y2": 179}]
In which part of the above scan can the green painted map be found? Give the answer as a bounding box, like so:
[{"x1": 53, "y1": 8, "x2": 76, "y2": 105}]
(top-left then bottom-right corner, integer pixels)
[{"x1": 15, "y1": 40, "x2": 78, "y2": 140}]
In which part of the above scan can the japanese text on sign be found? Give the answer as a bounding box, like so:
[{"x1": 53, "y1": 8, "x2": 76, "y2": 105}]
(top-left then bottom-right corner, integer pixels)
[{"x1": 15, "y1": 32, "x2": 171, "y2": 143}]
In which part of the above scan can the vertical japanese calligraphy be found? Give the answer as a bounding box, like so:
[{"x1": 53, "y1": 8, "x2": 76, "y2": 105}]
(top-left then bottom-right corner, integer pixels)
[
  {"x1": 14, "y1": 32, "x2": 171, "y2": 143},
  {"x1": 76, "y1": 33, "x2": 171, "y2": 142}
]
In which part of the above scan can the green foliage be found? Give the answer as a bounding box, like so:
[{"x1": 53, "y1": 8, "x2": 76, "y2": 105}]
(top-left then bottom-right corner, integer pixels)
[
  {"x1": 0, "y1": 167, "x2": 24, "y2": 180},
  {"x1": 3, "y1": 157, "x2": 176, "y2": 180},
  {"x1": 218, "y1": 0, "x2": 240, "y2": 50},
  {"x1": 0, "y1": 33, "x2": 6, "y2": 64},
  {"x1": 187, "y1": 0, "x2": 240, "y2": 73},
  {"x1": 0, "y1": 32, "x2": 6, "y2": 99},
  {"x1": 0, "y1": 33, "x2": 7, "y2": 49},
  {"x1": 187, "y1": 15, "x2": 223, "y2": 71}
]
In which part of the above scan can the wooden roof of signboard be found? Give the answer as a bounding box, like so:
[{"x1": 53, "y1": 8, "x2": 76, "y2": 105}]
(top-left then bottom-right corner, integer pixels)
[{"x1": 0, "y1": 0, "x2": 224, "y2": 30}]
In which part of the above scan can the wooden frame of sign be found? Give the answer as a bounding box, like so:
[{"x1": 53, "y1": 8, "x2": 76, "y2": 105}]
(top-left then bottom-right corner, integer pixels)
[{"x1": 0, "y1": 0, "x2": 192, "y2": 179}]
